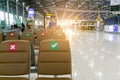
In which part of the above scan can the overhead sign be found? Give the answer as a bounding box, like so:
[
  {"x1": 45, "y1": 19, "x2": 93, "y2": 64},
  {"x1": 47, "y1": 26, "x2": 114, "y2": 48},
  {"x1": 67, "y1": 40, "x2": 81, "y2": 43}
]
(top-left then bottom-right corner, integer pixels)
[
  {"x1": 46, "y1": 14, "x2": 52, "y2": 16},
  {"x1": 28, "y1": 8, "x2": 34, "y2": 18},
  {"x1": 113, "y1": 25, "x2": 118, "y2": 32},
  {"x1": 110, "y1": 0, "x2": 120, "y2": 6},
  {"x1": 49, "y1": 22, "x2": 56, "y2": 27}
]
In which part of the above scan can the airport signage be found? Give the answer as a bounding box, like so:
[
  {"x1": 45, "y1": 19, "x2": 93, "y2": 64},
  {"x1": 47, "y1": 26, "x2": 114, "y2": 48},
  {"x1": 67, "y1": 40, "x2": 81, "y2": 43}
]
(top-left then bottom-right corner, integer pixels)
[
  {"x1": 104, "y1": 25, "x2": 119, "y2": 33},
  {"x1": 113, "y1": 25, "x2": 118, "y2": 32},
  {"x1": 110, "y1": 0, "x2": 120, "y2": 6},
  {"x1": 46, "y1": 13, "x2": 52, "y2": 16},
  {"x1": 28, "y1": 8, "x2": 34, "y2": 18}
]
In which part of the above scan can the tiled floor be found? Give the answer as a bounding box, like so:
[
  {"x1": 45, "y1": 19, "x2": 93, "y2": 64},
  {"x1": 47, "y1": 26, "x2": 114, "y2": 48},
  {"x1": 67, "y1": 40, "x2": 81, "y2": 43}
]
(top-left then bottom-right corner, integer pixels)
[{"x1": 31, "y1": 30, "x2": 120, "y2": 80}]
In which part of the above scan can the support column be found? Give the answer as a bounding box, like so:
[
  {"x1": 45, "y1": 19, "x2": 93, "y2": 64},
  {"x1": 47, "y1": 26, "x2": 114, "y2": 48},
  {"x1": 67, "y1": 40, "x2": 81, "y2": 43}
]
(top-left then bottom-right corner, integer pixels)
[
  {"x1": 44, "y1": 15, "x2": 45, "y2": 29},
  {"x1": 22, "y1": 2, "x2": 26, "y2": 29},
  {"x1": 3, "y1": 3, "x2": 6, "y2": 28},
  {"x1": 22, "y1": 2, "x2": 25, "y2": 20},
  {"x1": 7, "y1": 0, "x2": 10, "y2": 27},
  {"x1": 16, "y1": 0, "x2": 18, "y2": 17}
]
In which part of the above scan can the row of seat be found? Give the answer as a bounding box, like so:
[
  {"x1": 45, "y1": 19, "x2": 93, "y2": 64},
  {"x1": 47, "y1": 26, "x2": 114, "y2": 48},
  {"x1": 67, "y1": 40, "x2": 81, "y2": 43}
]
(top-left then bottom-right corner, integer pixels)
[
  {"x1": 36, "y1": 27, "x2": 71, "y2": 80},
  {"x1": 0, "y1": 31, "x2": 34, "y2": 43},
  {"x1": 0, "y1": 27, "x2": 66, "y2": 66},
  {"x1": 0, "y1": 27, "x2": 66, "y2": 48},
  {"x1": 0, "y1": 40, "x2": 30, "y2": 80},
  {"x1": 0, "y1": 39, "x2": 72, "y2": 80},
  {"x1": 36, "y1": 28, "x2": 66, "y2": 47}
]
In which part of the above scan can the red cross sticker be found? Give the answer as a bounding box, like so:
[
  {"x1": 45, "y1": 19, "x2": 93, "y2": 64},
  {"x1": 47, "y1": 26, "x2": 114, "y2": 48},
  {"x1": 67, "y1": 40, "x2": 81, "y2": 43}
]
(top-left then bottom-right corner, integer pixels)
[
  {"x1": 41, "y1": 32, "x2": 45, "y2": 36},
  {"x1": 8, "y1": 43, "x2": 17, "y2": 52},
  {"x1": 10, "y1": 33, "x2": 14, "y2": 36}
]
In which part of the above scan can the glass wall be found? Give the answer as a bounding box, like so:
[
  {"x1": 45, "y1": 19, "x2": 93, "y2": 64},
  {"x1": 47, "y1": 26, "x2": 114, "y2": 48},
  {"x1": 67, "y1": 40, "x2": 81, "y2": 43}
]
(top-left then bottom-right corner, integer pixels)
[{"x1": 0, "y1": 0, "x2": 26, "y2": 31}]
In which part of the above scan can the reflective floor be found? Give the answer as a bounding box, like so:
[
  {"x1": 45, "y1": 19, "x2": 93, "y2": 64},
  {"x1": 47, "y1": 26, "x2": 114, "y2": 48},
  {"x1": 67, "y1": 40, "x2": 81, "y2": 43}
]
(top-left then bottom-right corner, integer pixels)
[
  {"x1": 70, "y1": 30, "x2": 120, "y2": 80},
  {"x1": 31, "y1": 30, "x2": 120, "y2": 80}
]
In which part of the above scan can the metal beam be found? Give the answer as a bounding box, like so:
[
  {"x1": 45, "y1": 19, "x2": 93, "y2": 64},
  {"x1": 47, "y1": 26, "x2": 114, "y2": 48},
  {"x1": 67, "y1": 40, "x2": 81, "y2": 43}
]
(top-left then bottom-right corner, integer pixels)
[
  {"x1": 68, "y1": 11, "x2": 75, "y2": 18},
  {"x1": 55, "y1": 8, "x2": 112, "y2": 13},
  {"x1": 58, "y1": 20, "x2": 96, "y2": 21},
  {"x1": 55, "y1": 9, "x2": 58, "y2": 21},
  {"x1": 62, "y1": 12, "x2": 66, "y2": 20}
]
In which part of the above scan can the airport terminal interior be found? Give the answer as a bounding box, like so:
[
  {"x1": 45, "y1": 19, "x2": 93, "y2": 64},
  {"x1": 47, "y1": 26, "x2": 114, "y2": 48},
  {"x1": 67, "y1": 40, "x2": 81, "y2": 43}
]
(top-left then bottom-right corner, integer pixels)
[{"x1": 0, "y1": 0, "x2": 120, "y2": 80}]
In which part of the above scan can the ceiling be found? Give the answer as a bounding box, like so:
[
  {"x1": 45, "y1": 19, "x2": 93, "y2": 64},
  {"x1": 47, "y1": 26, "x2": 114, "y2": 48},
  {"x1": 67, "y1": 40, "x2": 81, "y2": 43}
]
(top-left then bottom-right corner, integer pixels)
[{"x1": 20, "y1": 0, "x2": 111, "y2": 21}]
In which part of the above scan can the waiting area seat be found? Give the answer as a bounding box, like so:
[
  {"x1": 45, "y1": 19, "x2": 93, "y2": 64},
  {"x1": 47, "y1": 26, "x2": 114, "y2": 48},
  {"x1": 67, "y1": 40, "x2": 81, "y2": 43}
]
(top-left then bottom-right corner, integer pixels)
[
  {"x1": 36, "y1": 30, "x2": 52, "y2": 46},
  {"x1": 21, "y1": 31, "x2": 34, "y2": 44},
  {"x1": 36, "y1": 78, "x2": 71, "y2": 80},
  {"x1": 52, "y1": 31, "x2": 66, "y2": 40},
  {"x1": 5, "y1": 32, "x2": 19, "y2": 40},
  {"x1": 37, "y1": 39, "x2": 72, "y2": 80},
  {"x1": 0, "y1": 40, "x2": 31, "y2": 80},
  {"x1": 0, "y1": 33, "x2": 3, "y2": 43}
]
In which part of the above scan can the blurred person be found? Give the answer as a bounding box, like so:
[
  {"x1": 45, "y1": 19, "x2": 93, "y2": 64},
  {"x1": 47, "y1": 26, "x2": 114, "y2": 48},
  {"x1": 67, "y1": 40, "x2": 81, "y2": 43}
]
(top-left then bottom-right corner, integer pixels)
[
  {"x1": 1, "y1": 27, "x2": 5, "y2": 41},
  {"x1": 21, "y1": 23, "x2": 25, "y2": 32},
  {"x1": 3, "y1": 24, "x2": 22, "y2": 39}
]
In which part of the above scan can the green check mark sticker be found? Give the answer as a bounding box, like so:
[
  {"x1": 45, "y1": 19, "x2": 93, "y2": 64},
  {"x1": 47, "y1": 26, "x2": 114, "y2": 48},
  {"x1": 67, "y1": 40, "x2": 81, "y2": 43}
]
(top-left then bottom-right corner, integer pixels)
[
  {"x1": 50, "y1": 41, "x2": 59, "y2": 50},
  {"x1": 25, "y1": 33, "x2": 30, "y2": 37}
]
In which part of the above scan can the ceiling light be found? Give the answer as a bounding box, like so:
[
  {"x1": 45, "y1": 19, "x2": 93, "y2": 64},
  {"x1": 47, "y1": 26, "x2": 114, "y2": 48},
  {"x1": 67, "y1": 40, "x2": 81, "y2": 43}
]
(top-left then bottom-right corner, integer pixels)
[{"x1": 36, "y1": 2, "x2": 40, "y2": 4}]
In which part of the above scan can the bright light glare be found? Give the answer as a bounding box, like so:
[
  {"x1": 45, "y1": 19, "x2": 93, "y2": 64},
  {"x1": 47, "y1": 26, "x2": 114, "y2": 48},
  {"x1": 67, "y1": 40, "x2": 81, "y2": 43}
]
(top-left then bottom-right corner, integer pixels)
[
  {"x1": 64, "y1": 29, "x2": 75, "y2": 41},
  {"x1": 57, "y1": 20, "x2": 75, "y2": 27},
  {"x1": 0, "y1": 11, "x2": 5, "y2": 20},
  {"x1": 65, "y1": 29, "x2": 72, "y2": 35},
  {"x1": 19, "y1": 16, "x2": 23, "y2": 23},
  {"x1": 0, "y1": 10, "x2": 24, "y2": 26}
]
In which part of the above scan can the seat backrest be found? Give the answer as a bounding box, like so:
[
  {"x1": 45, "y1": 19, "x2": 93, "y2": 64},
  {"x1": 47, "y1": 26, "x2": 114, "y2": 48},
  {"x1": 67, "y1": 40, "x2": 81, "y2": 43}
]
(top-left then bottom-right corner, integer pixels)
[
  {"x1": 21, "y1": 31, "x2": 34, "y2": 43},
  {"x1": 37, "y1": 30, "x2": 52, "y2": 45},
  {"x1": 0, "y1": 40, "x2": 30, "y2": 76},
  {"x1": 38, "y1": 39, "x2": 71, "y2": 75},
  {"x1": 5, "y1": 32, "x2": 19, "y2": 40},
  {"x1": 52, "y1": 31, "x2": 66, "y2": 40},
  {"x1": 0, "y1": 33, "x2": 2, "y2": 43}
]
